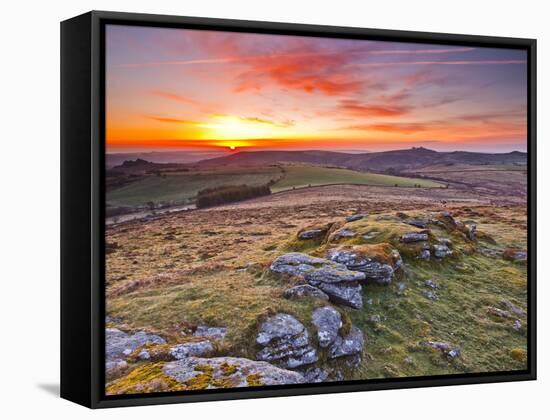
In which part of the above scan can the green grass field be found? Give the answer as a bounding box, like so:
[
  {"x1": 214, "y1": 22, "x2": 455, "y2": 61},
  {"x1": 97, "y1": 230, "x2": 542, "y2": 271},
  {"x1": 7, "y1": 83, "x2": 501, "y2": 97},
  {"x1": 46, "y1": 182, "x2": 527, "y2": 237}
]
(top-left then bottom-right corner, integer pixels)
[
  {"x1": 107, "y1": 164, "x2": 444, "y2": 209},
  {"x1": 271, "y1": 165, "x2": 443, "y2": 192}
]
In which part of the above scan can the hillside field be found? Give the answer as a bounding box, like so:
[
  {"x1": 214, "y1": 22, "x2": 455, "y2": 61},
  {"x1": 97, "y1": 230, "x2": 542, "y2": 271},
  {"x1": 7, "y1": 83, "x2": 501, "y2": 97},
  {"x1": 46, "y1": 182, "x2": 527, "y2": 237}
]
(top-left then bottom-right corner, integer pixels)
[{"x1": 106, "y1": 164, "x2": 444, "y2": 210}]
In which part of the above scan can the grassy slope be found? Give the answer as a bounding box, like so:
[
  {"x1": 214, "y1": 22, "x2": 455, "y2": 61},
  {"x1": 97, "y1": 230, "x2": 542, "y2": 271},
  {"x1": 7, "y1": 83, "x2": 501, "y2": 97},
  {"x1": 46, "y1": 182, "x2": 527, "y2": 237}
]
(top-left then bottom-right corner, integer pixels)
[
  {"x1": 107, "y1": 167, "x2": 282, "y2": 208},
  {"x1": 271, "y1": 165, "x2": 443, "y2": 192},
  {"x1": 106, "y1": 205, "x2": 527, "y2": 384}
]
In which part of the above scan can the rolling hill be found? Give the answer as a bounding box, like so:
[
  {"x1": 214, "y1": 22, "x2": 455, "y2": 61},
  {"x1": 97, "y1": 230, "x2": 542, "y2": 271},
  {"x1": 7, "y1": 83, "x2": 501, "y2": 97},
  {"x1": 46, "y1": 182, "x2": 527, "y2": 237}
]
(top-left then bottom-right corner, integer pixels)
[{"x1": 196, "y1": 147, "x2": 527, "y2": 172}]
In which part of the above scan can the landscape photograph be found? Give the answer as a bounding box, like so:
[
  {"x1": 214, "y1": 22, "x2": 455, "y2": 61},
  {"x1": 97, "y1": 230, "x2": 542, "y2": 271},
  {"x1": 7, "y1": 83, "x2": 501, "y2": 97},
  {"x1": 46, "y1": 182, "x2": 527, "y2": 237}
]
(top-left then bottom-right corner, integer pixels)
[{"x1": 104, "y1": 24, "x2": 528, "y2": 395}]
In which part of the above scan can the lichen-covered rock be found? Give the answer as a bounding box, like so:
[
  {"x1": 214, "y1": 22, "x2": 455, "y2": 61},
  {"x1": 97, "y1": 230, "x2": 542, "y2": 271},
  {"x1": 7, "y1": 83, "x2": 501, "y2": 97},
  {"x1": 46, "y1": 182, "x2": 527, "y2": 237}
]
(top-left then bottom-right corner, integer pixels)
[
  {"x1": 270, "y1": 253, "x2": 331, "y2": 277},
  {"x1": 400, "y1": 232, "x2": 429, "y2": 243},
  {"x1": 163, "y1": 356, "x2": 305, "y2": 388},
  {"x1": 106, "y1": 328, "x2": 166, "y2": 363},
  {"x1": 256, "y1": 314, "x2": 318, "y2": 369},
  {"x1": 327, "y1": 246, "x2": 396, "y2": 285},
  {"x1": 433, "y1": 244, "x2": 452, "y2": 258},
  {"x1": 312, "y1": 306, "x2": 342, "y2": 348},
  {"x1": 194, "y1": 326, "x2": 227, "y2": 340},
  {"x1": 283, "y1": 284, "x2": 329, "y2": 301},
  {"x1": 169, "y1": 341, "x2": 214, "y2": 359},
  {"x1": 271, "y1": 253, "x2": 365, "y2": 309},
  {"x1": 329, "y1": 326, "x2": 364, "y2": 359}
]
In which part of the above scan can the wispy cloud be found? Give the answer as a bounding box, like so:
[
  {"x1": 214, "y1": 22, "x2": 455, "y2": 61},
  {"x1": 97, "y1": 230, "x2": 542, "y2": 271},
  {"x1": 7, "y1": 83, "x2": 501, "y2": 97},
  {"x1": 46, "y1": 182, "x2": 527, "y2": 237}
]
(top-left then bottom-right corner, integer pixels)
[
  {"x1": 357, "y1": 60, "x2": 526, "y2": 67},
  {"x1": 370, "y1": 47, "x2": 476, "y2": 55},
  {"x1": 148, "y1": 116, "x2": 201, "y2": 124},
  {"x1": 338, "y1": 99, "x2": 410, "y2": 117}
]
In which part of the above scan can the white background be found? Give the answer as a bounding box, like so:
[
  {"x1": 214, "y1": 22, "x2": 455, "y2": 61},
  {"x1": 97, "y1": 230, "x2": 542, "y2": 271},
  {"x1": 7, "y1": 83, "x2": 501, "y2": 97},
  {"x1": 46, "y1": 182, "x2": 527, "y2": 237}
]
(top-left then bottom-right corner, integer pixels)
[{"x1": 1, "y1": 0, "x2": 547, "y2": 418}]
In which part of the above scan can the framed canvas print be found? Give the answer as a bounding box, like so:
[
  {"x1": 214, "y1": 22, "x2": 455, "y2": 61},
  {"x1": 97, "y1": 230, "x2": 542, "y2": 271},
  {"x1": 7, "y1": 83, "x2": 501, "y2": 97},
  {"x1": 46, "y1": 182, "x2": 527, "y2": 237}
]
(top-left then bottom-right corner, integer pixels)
[{"x1": 60, "y1": 11, "x2": 536, "y2": 408}]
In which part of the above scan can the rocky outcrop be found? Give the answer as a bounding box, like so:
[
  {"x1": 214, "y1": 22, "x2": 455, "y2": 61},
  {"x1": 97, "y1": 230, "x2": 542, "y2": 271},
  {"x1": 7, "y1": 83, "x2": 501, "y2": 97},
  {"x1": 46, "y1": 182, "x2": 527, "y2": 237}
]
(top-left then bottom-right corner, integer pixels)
[
  {"x1": 256, "y1": 313, "x2": 318, "y2": 369},
  {"x1": 169, "y1": 341, "x2": 214, "y2": 359},
  {"x1": 327, "y1": 245, "x2": 399, "y2": 285},
  {"x1": 270, "y1": 253, "x2": 365, "y2": 308},
  {"x1": 163, "y1": 356, "x2": 305, "y2": 388},
  {"x1": 311, "y1": 306, "x2": 342, "y2": 348},
  {"x1": 283, "y1": 284, "x2": 329, "y2": 301}
]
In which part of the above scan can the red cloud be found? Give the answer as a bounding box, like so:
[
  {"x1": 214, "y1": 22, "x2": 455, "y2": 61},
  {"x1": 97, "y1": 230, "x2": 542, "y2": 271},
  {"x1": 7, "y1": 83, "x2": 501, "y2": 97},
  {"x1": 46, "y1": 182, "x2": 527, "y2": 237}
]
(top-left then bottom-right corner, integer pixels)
[{"x1": 233, "y1": 48, "x2": 367, "y2": 96}]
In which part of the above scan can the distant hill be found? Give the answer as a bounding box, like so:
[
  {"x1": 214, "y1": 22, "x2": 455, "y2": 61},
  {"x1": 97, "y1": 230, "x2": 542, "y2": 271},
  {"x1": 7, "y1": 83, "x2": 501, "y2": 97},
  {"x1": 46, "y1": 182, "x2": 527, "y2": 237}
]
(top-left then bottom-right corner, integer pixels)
[
  {"x1": 106, "y1": 150, "x2": 226, "y2": 168},
  {"x1": 196, "y1": 147, "x2": 527, "y2": 172}
]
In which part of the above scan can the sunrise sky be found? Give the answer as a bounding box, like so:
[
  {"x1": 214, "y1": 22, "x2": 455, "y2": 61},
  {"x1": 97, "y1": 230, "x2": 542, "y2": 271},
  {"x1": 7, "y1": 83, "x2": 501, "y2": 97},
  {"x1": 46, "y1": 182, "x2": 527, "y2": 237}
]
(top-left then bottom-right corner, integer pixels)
[{"x1": 106, "y1": 24, "x2": 527, "y2": 154}]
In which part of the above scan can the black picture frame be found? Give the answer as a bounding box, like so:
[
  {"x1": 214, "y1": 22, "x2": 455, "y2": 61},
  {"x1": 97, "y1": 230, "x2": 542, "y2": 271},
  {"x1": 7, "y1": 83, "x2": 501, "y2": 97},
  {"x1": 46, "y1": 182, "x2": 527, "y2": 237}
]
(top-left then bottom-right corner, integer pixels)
[{"x1": 61, "y1": 10, "x2": 537, "y2": 409}]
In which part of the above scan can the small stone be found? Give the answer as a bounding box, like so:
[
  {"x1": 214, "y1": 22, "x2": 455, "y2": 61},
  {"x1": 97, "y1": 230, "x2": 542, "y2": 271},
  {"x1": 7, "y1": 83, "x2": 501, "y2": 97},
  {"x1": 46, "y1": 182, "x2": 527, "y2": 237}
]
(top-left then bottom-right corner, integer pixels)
[
  {"x1": 346, "y1": 214, "x2": 366, "y2": 222},
  {"x1": 419, "y1": 249, "x2": 430, "y2": 260},
  {"x1": 424, "y1": 279, "x2": 438, "y2": 289},
  {"x1": 433, "y1": 244, "x2": 452, "y2": 258},
  {"x1": 513, "y1": 319, "x2": 523, "y2": 331},
  {"x1": 447, "y1": 348, "x2": 461, "y2": 359},
  {"x1": 423, "y1": 290, "x2": 437, "y2": 300},
  {"x1": 368, "y1": 314, "x2": 382, "y2": 324},
  {"x1": 329, "y1": 228, "x2": 357, "y2": 241},
  {"x1": 406, "y1": 219, "x2": 427, "y2": 229},
  {"x1": 487, "y1": 306, "x2": 512, "y2": 318},
  {"x1": 298, "y1": 229, "x2": 325, "y2": 240},
  {"x1": 362, "y1": 231, "x2": 380, "y2": 240},
  {"x1": 400, "y1": 232, "x2": 429, "y2": 243}
]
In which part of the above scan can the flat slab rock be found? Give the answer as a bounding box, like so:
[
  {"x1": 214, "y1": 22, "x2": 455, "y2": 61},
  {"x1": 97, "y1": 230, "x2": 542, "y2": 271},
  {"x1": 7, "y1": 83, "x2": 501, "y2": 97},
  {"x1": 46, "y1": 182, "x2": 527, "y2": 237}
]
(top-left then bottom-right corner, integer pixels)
[
  {"x1": 327, "y1": 247, "x2": 395, "y2": 285},
  {"x1": 283, "y1": 284, "x2": 329, "y2": 301},
  {"x1": 271, "y1": 253, "x2": 365, "y2": 309},
  {"x1": 163, "y1": 356, "x2": 305, "y2": 388},
  {"x1": 400, "y1": 232, "x2": 429, "y2": 243},
  {"x1": 256, "y1": 313, "x2": 318, "y2": 369}
]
